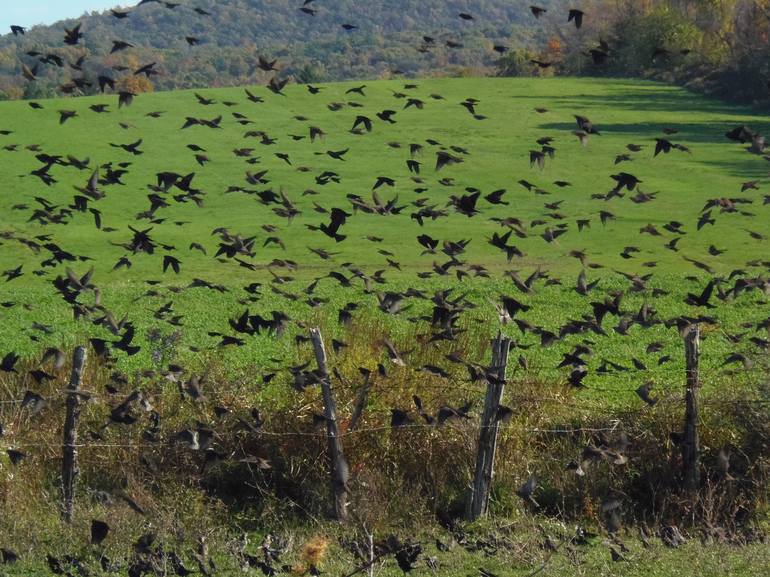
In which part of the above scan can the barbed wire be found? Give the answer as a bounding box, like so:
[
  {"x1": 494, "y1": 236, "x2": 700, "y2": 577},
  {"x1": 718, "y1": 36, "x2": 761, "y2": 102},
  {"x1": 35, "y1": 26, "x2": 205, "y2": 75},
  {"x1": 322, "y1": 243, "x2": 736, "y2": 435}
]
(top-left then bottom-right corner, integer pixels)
[
  {"x1": 0, "y1": 394, "x2": 765, "y2": 460},
  {"x1": 0, "y1": 421, "x2": 624, "y2": 453},
  {"x1": 2, "y1": 327, "x2": 769, "y2": 465},
  {"x1": 0, "y1": 393, "x2": 759, "y2": 454}
]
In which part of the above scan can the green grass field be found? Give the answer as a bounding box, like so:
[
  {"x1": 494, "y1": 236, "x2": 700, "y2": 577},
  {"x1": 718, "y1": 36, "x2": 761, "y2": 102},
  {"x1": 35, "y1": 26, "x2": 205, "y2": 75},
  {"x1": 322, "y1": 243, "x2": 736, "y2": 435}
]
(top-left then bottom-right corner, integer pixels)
[
  {"x1": 2, "y1": 75, "x2": 770, "y2": 575},
  {"x1": 0, "y1": 76, "x2": 769, "y2": 393}
]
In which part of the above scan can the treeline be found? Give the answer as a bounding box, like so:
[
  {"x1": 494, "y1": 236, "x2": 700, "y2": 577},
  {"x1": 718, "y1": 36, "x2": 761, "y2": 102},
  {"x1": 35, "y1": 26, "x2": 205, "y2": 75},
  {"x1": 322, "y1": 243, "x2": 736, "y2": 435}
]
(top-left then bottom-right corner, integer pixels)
[
  {"x1": 0, "y1": 0, "x2": 547, "y2": 100},
  {"x1": 497, "y1": 0, "x2": 770, "y2": 105},
  {"x1": 0, "y1": 0, "x2": 767, "y2": 105}
]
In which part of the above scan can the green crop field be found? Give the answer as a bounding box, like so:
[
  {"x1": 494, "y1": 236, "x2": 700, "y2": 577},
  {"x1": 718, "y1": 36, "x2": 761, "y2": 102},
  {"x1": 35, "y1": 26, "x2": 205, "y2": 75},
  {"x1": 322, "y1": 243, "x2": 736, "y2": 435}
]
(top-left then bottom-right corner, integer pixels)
[{"x1": 0, "y1": 77, "x2": 768, "y2": 395}]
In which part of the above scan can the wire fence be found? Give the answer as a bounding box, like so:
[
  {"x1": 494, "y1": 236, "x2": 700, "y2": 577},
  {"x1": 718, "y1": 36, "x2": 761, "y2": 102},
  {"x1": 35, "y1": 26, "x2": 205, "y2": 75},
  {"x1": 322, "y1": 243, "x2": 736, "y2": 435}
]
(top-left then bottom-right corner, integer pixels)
[
  {"x1": 0, "y1": 398, "x2": 764, "y2": 455},
  {"x1": 0, "y1": 419, "x2": 629, "y2": 453},
  {"x1": 1, "y1": 329, "x2": 768, "y2": 503}
]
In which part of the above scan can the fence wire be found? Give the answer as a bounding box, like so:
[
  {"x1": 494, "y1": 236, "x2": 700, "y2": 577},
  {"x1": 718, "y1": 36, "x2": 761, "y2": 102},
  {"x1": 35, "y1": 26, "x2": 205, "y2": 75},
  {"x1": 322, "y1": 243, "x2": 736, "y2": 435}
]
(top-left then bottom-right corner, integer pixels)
[{"x1": 1, "y1": 333, "x2": 768, "y2": 462}]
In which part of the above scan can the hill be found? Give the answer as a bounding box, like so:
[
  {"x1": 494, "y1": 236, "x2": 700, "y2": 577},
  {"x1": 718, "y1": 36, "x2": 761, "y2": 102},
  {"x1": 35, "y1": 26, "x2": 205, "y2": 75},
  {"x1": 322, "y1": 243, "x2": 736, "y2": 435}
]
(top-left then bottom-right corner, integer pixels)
[
  {"x1": 0, "y1": 76, "x2": 768, "y2": 381},
  {"x1": 0, "y1": 0, "x2": 548, "y2": 99}
]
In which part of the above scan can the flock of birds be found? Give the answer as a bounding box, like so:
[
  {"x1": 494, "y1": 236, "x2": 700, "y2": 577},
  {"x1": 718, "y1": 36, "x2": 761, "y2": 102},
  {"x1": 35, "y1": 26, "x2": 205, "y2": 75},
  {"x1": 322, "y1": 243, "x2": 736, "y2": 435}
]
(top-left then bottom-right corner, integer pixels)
[{"x1": 0, "y1": 0, "x2": 769, "y2": 574}]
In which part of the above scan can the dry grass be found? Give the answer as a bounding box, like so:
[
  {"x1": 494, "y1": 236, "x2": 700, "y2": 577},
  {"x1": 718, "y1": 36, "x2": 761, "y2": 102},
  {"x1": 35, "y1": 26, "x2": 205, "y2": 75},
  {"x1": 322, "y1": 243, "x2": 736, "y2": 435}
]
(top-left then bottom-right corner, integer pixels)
[{"x1": 1, "y1": 316, "x2": 769, "y2": 562}]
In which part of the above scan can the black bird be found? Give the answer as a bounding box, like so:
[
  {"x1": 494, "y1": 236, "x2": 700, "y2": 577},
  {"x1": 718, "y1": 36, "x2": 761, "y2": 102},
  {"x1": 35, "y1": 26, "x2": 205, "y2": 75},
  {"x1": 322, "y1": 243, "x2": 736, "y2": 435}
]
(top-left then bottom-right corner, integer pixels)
[
  {"x1": 352, "y1": 115, "x2": 372, "y2": 132},
  {"x1": 320, "y1": 208, "x2": 350, "y2": 242},
  {"x1": 654, "y1": 138, "x2": 675, "y2": 156},
  {"x1": 448, "y1": 192, "x2": 480, "y2": 216},
  {"x1": 324, "y1": 148, "x2": 349, "y2": 161},
  {"x1": 268, "y1": 77, "x2": 289, "y2": 95},
  {"x1": 2, "y1": 266, "x2": 23, "y2": 282},
  {"x1": 568, "y1": 9, "x2": 585, "y2": 29},
  {"x1": 257, "y1": 56, "x2": 278, "y2": 71},
  {"x1": 611, "y1": 172, "x2": 641, "y2": 191},
  {"x1": 394, "y1": 542, "x2": 421, "y2": 575},
  {"x1": 245, "y1": 88, "x2": 264, "y2": 103},
  {"x1": 0, "y1": 548, "x2": 19, "y2": 563},
  {"x1": 391, "y1": 409, "x2": 413, "y2": 428},
  {"x1": 485, "y1": 189, "x2": 508, "y2": 205},
  {"x1": 6, "y1": 449, "x2": 25, "y2": 465},
  {"x1": 636, "y1": 382, "x2": 658, "y2": 406},
  {"x1": 90, "y1": 520, "x2": 110, "y2": 545},
  {"x1": 529, "y1": 149, "x2": 546, "y2": 169},
  {"x1": 64, "y1": 23, "x2": 83, "y2": 45},
  {"x1": 1, "y1": 352, "x2": 19, "y2": 373},
  {"x1": 58, "y1": 110, "x2": 77, "y2": 124},
  {"x1": 417, "y1": 234, "x2": 438, "y2": 254},
  {"x1": 684, "y1": 280, "x2": 715, "y2": 308},
  {"x1": 575, "y1": 114, "x2": 600, "y2": 134},
  {"x1": 111, "y1": 40, "x2": 133, "y2": 53},
  {"x1": 134, "y1": 62, "x2": 158, "y2": 77},
  {"x1": 163, "y1": 255, "x2": 181, "y2": 274},
  {"x1": 436, "y1": 151, "x2": 463, "y2": 171},
  {"x1": 119, "y1": 91, "x2": 136, "y2": 107},
  {"x1": 97, "y1": 75, "x2": 115, "y2": 93}
]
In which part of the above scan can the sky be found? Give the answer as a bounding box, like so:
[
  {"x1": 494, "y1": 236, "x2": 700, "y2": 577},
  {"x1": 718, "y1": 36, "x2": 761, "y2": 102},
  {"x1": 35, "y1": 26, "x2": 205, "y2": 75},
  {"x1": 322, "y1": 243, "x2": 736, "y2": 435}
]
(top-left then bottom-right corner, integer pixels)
[{"x1": 0, "y1": 1, "x2": 134, "y2": 33}]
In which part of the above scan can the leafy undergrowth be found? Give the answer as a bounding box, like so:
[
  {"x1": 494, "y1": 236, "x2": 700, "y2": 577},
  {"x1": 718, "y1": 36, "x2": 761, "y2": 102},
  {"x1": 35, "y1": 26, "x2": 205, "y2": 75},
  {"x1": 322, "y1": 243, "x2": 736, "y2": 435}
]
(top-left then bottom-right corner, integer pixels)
[{"x1": 1, "y1": 323, "x2": 769, "y2": 573}]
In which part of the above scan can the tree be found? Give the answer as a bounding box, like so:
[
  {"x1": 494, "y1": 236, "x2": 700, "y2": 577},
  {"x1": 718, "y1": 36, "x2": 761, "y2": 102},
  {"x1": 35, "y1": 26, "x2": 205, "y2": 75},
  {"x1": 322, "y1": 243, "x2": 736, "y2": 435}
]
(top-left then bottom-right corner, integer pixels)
[
  {"x1": 495, "y1": 48, "x2": 537, "y2": 77},
  {"x1": 117, "y1": 74, "x2": 154, "y2": 94}
]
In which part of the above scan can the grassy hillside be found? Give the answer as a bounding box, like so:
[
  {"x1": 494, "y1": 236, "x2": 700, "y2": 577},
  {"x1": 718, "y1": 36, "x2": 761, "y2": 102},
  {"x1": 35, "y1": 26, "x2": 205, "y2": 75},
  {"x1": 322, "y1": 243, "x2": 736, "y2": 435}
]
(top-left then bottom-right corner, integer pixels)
[
  {"x1": 0, "y1": 77, "x2": 768, "y2": 388},
  {"x1": 1, "y1": 76, "x2": 770, "y2": 575}
]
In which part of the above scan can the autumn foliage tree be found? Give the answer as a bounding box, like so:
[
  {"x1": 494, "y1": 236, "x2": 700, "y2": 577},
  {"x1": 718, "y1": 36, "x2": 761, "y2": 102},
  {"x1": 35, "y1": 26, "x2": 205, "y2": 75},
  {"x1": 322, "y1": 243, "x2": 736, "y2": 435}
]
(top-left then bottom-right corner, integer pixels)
[
  {"x1": 117, "y1": 74, "x2": 154, "y2": 94},
  {"x1": 516, "y1": 0, "x2": 770, "y2": 105}
]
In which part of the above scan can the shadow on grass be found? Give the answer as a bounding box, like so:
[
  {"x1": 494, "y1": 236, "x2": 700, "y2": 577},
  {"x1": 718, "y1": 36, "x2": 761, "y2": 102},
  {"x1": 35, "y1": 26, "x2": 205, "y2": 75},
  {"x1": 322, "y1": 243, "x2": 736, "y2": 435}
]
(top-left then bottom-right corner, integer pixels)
[
  {"x1": 514, "y1": 84, "x2": 768, "y2": 116},
  {"x1": 535, "y1": 120, "x2": 770, "y2": 147}
]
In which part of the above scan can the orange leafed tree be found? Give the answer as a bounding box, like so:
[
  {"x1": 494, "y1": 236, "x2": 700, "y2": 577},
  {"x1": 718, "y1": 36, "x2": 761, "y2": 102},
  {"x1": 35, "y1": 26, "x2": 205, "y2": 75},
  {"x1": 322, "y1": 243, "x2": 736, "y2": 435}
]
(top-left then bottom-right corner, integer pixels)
[
  {"x1": 117, "y1": 74, "x2": 154, "y2": 94},
  {"x1": 546, "y1": 37, "x2": 563, "y2": 56}
]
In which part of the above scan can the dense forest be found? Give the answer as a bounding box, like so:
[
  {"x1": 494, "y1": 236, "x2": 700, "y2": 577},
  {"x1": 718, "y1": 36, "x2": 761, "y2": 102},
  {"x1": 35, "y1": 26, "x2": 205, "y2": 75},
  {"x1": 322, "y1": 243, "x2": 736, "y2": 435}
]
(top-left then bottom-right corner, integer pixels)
[
  {"x1": 0, "y1": 0, "x2": 549, "y2": 99},
  {"x1": 0, "y1": 0, "x2": 768, "y2": 105}
]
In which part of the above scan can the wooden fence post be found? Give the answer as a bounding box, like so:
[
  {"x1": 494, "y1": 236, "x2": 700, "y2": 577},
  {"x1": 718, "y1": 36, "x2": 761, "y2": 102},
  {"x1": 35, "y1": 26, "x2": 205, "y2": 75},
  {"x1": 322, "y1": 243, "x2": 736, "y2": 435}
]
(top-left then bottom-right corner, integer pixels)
[
  {"x1": 310, "y1": 328, "x2": 350, "y2": 522},
  {"x1": 467, "y1": 333, "x2": 511, "y2": 520},
  {"x1": 682, "y1": 324, "x2": 701, "y2": 496},
  {"x1": 62, "y1": 346, "x2": 87, "y2": 523}
]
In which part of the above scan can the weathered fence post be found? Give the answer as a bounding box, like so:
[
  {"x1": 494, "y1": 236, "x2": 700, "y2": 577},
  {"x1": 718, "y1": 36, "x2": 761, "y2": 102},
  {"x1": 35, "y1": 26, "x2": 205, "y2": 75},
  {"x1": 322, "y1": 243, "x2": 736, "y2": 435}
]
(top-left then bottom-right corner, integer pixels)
[
  {"x1": 367, "y1": 531, "x2": 375, "y2": 577},
  {"x1": 682, "y1": 324, "x2": 701, "y2": 496},
  {"x1": 310, "y1": 328, "x2": 349, "y2": 522},
  {"x1": 467, "y1": 333, "x2": 512, "y2": 520},
  {"x1": 62, "y1": 346, "x2": 87, "y2": 523}
]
